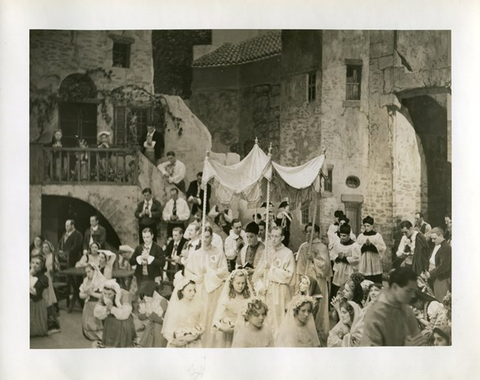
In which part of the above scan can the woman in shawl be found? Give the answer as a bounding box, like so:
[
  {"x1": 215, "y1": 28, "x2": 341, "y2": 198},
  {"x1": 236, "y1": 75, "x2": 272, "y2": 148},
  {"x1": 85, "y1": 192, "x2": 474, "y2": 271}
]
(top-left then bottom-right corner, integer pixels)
[
  {"x1": 79, "y1": 263, "x2": 107, "y2": 340},
  {"x1": 30, "y1": 235, "x2": 43, "y2": 258},
  {"x1": 97, "y1": 249, "x2": 116, "y2": 280},
  {"x1": 184, "y1": 226, "x2": 229, "y2": 347},
  {"x1": 41, "y1": 240, "x2": 60, "y2": 333},
  {"x1": 363, "y1": 282, "x2": 383, "y2": 310},
  {"x1": 231, "y1": 298, "x2": 274, "y2": 348},
  {"x1": 93, "y1": 279, "x2": 136, "y2": 348},
  {"x1": 211, "y1": 269, "x2": 255, "y2": 348},
  {"x1": 75, "y1": 241, "x2": 102, "y2": 268},
  {"x1": 162, "y1": 279, "x2": 205, "y2": 348},
  {"x1": 275, "y1": 295, "x2": 321, "y2": 348},
  {"x1": 30, "y1": 255, "x2": 49, "y2": 337},
  {"x1": 137, "y1": 282, "x2": 169, "y2": 348},
  {"x1": 327, "y1": 299, "x2": 364, "y2": 347}
]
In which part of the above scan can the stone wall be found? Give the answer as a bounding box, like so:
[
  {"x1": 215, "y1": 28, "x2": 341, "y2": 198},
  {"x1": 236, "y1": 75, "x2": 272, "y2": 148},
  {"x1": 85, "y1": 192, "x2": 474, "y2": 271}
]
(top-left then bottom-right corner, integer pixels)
[
  {"x1": 189, "y1": 89, "x2": 241, "y2": 154},
  {"x1": 42, "y1": 184, "x2": 141, "y2": 247},
  {"x1": 30, "y1": 30, "x2": 154, "y2": 143},
  {"x1": 392, "y1": 110, "x2": 423, "y2": 224}
]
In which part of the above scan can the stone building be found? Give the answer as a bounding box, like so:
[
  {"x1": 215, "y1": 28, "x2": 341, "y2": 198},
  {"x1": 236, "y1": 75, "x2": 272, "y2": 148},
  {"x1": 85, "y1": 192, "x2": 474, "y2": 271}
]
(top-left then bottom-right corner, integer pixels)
[
  {"x1": 189, "y1": 30, "x2": 451, "y2": 264},
  {"x1": 29, "y1": 30, "x2": 213, "y2": 249},
  {"x1": 190, "y1": 31, "x2": 282, "y2": 155}
]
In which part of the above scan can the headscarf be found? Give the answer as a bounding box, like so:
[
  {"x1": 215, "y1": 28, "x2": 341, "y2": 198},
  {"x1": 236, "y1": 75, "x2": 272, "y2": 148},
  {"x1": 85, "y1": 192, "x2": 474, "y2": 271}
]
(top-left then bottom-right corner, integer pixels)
[
  {"x1": 100, "y1": 279, "x2": 123, "y2": 308},
  {"x1": 342, "y1": 300, "x2": 364, "y2": 347},
  {"x1": 275, "y1": 295, "x2": 320, "y2": 347},
  {"x1": 80, "y1": 263, "x2": 107, "y2": 295}
]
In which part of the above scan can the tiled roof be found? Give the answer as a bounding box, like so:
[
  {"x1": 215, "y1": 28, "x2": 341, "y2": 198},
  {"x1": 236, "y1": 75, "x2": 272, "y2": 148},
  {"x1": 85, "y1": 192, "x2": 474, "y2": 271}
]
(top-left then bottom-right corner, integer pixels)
[{"x1": 192, "y1": 31, "x2": 281, "y2": 68}]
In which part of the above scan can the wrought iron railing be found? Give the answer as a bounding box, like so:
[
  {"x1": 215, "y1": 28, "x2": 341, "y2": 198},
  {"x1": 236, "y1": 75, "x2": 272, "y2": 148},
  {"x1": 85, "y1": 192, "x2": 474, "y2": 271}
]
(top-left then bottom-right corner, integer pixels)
[{"x1": 37, "y1": 146, "x2": 139, "y2": 185}]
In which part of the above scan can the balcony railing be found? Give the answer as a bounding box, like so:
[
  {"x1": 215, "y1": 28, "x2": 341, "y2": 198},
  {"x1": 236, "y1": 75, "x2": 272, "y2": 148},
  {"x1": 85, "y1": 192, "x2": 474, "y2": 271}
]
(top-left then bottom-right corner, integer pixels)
[{"x1": 31, "y1": 144, "x2": 139, "y2": 185}]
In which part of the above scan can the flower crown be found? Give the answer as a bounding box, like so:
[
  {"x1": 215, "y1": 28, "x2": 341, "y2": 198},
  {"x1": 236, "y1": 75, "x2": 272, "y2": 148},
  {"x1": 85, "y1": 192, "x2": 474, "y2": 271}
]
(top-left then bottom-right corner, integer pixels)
[
  {"x1": 240, "y1": 297, "x2": 264, "y2": 319},
  {"x1": 290, "y1": 295, "x2": 315, "y2": 314}
]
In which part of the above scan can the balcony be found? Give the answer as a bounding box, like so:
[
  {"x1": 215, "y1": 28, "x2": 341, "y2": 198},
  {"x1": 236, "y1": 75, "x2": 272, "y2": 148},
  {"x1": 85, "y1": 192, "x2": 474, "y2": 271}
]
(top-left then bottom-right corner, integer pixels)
[{"x1": 31, "y1": 143, "x2": 140, "y2": 185}]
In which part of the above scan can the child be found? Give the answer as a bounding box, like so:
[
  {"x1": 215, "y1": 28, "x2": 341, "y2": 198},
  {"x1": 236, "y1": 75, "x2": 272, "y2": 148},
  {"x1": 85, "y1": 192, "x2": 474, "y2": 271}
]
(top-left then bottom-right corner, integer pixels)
[
  {"x1": 231, "y1": 298, "x2": 273, "y2": 348},
  {"x1": 212, "y1": 269, "x2": 255, "y2": 348}
]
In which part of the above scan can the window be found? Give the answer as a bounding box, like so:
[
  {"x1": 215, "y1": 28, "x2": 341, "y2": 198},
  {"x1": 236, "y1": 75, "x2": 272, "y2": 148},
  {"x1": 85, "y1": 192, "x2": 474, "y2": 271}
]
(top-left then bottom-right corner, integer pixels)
[
  {"x1": 113, "y1": 42, "x2": 131, "y2": 68},
  {"x1": 324, "y1": 166, "x2": 333, "y2": 192},
  {"x1": 301, "y1": 202, "x2": 310, "y2": 225},
  {"x1": 307, "y1": 72, "x2": 316, "y2": 102},
  {"x1": 346, "y1": 63, "x2": 362, "y2": 100},
  {"x1": 346, "y1": 175, "x2": 361, "y2": 189},
  {"x1": 115, "y1": 106, "x2": 152, "y2": 146}
]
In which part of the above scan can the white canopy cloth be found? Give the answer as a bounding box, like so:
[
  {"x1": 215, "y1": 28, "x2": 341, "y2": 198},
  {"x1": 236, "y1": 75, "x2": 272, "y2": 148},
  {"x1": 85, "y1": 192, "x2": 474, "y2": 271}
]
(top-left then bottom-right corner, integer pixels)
[
  {"x1": 202, "y1": 143, "x2": 270, "y2": 205},
  {"x1": 271, "y1": 154, "x2": 325, "y2": 192}
]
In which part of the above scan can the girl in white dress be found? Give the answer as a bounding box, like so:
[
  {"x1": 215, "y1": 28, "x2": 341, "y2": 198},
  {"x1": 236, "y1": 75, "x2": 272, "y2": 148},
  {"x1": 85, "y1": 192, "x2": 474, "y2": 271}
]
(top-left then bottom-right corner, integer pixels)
[{"x1": 211, "y1": 269, "x2": 255, "y2": 348}]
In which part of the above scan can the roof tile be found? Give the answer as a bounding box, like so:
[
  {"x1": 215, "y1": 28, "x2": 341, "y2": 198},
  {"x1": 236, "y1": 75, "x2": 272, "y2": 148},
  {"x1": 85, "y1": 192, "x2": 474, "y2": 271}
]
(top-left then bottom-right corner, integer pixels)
[{"x1": 192, "y1": 31, "x2": 281, "y2": 68}]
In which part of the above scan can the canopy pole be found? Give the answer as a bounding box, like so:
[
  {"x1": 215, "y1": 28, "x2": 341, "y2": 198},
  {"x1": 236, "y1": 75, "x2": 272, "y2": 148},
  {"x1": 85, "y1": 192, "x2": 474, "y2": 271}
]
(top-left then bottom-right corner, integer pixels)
[
  {"x1": 307, "y1": 162, "x2": 325, "y2": 256},
  {"x1": 307, "y1": 195, "x2": 318, "y2": 256},
  {"x1": 263, "y1": 142, "x2": 273, "y2": 300},
  {"x1": 201, "y1": 150, "x2": 210, "y2": 251}
]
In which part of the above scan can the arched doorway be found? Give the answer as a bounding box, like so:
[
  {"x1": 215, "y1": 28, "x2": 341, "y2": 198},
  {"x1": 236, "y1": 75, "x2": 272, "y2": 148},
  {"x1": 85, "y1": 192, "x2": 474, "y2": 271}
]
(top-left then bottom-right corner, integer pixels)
[
  {"x1": 41, "y1": 195, "x2": 122, "y2": 251},
  {"x1": 58, "y1": 74, "x2": 98, "y2": 147},
  {"x1": 399, "y1": 91, "x2": 451, "y2": 227}
]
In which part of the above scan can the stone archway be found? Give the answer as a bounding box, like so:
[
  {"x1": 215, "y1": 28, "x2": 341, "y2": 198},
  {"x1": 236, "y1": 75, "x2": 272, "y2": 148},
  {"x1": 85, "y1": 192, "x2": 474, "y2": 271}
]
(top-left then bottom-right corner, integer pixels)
[
  {"x1": 396, "y1": 90, "x2": 451, "y2": 227},
  {"x1": 41, "y1": 195, "x2": 122, "y2": 251}
]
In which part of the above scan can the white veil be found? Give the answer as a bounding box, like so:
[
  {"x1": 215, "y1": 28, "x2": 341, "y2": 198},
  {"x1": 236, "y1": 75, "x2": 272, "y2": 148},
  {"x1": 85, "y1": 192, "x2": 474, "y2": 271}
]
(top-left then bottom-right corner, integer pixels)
[
  {"x1": 161, "y1": 278, "x2": 203, "y2": 342},
  {"x1": 212, "y1": 269, "x2": 256, "y2": 329},
  {"x1": 275, "y1": 295, "x2": 321, "y2": 347}
]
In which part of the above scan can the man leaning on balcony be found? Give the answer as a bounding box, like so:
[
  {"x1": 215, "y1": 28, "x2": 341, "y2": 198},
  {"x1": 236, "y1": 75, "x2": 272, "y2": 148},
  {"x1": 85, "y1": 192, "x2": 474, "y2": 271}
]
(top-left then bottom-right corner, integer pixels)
[{"x1": 135, "y1": 188, "x2": 162, "y2": 244}]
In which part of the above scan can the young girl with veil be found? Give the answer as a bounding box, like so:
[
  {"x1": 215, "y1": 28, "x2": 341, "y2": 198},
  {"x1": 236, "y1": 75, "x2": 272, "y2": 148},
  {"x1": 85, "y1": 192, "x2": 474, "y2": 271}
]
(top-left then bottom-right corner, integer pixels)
[
  {"x1": 231, "y1": 298, "x2": 274, "y2": 348},
  {"x1": 162, "y1": 279, "x2": 205, "y2": 348},
  {"x1": 275, "y1": 295, "x2": 321, "y2": 347},
  {"x1": 211, "y1": 269, "x2": 256, "y2": 348}
]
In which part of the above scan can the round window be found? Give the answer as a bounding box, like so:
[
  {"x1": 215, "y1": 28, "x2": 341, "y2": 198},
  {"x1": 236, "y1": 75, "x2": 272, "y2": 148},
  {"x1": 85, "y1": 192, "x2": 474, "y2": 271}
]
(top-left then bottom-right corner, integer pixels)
[{"x1": 346, "y1": 176, "x2": 360, "y2": 188}]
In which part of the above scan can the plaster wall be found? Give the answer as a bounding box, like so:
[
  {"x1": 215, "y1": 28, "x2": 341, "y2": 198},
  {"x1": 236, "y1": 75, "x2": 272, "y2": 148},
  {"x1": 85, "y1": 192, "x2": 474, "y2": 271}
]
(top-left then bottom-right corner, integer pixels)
[{"x1": 30, "y1": 30, "x2": 154, "y2": 142}]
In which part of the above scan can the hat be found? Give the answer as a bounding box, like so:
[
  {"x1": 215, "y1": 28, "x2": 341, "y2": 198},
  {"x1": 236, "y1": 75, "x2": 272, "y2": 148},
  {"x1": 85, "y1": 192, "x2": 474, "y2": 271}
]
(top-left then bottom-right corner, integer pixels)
[
  {"x1": 339, "y1": 215, "x2": 350, "y2": 224},
  {"x1": 362, "y1": 216, "x2": 374, "y2": 225},
  {"x1": 245, "y1": 222, "x2": 259, "y2": 235},
  {"x1": 334, "y1": 210, "x2": 345, "y2": 218},
  {"x1": 98, "y1": 131, "x2": 111, "y2": 137},
  {"x1": 260, "y1": 202, "x2": 274, "y2": 208},
  {"x1": 278, "y1": 201, "x2": 289, "y2": 209}
]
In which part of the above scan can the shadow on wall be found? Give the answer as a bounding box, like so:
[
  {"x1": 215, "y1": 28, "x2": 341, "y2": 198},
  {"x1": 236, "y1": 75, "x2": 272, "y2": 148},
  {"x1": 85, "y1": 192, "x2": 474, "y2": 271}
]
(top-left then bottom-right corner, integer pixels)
[{"x1": 41, "y1": 195, "x2": 121, "y2": 251}]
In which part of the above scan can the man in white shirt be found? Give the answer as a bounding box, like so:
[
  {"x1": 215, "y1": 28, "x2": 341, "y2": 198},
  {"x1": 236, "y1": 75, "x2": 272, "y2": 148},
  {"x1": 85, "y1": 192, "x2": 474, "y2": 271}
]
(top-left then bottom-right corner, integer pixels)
[
  {"x1": 224, "y1": 219, "x2": 246, "y2": 272},
  {"x1": 157, "y1": 151, "x2": 187, "y2": 193},
  {"x1": 162, "y1": 188, "x2": 190, "y2": 237}
]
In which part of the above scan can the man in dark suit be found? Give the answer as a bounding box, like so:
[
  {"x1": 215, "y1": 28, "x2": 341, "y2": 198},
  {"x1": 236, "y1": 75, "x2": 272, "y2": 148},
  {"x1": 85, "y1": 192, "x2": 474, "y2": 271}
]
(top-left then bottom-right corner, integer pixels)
[
  {"x1": 396, "y1": 220, "x2": 429, "y2": 276},
  {"x1": 82, "y1": 214, "x2": 107, "y2": 254},
  {"x1": 164, "y1": 226, "x2": 188, "y2": 281},
  {"x1": 424, "y1": 227, "x2": 451, "y2": 301},
  {"x1": 186, "y1": 171, "x2": 211, "y2": 218},
  {"x1": 140, "y1": 124, "x2": 164, "y2": 165},
  {"x1": 58, "y1": 219, "x2": 83, "y2": 312},
  {"x1": 130, "y1": 228, "x2": 166, "y2": 295},
  {"x1": 135, "y1": 187, "x2": 162, "y2": 243}
]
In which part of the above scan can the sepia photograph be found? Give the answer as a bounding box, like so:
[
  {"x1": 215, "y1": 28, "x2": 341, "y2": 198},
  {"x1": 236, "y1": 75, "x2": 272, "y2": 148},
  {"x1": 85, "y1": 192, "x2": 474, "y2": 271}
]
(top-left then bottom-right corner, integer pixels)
[{"x1": 1, "y1": 1, "x2": 479, "y2": 379}]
